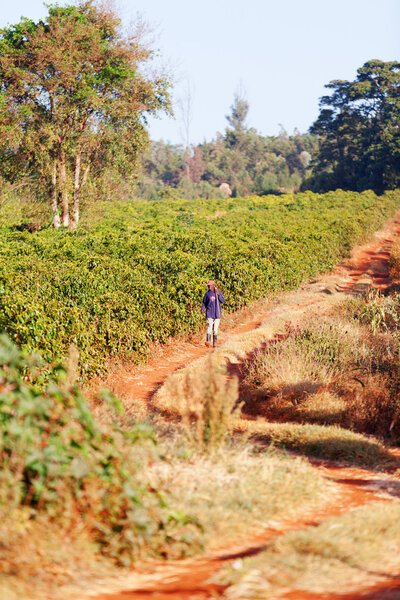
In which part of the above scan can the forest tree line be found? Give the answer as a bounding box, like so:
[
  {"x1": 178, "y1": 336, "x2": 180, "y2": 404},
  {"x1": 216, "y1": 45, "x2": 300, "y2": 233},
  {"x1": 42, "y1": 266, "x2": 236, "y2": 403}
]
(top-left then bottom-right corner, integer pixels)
[
  {"x1": 137, "y1": 102, "x2": 319, "y2": 200},
  {"x1": 0, "y1": 0, "x2": 399, "y2": 227},
  {"x1": 139, "y1": 59, "x2": 400, "y2": 200}
]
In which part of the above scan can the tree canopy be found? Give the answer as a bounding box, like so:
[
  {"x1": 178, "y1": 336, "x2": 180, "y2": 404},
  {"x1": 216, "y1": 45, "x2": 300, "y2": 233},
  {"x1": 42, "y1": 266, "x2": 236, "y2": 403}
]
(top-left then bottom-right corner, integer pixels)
[
  {"x1": 139, "y1": 60, "x2": 399, "y2": 201},
  {"x1": 138, "y1": 95, "x2": 317, "y2": 200},
  {"x1": 0, "y1": 24, "x2": 397, "y2": 212},
  {"x1": 308, "y1": 60, "x2": 400, "y2": 193},
  {"x1": 0, "y1": 1, "x2": 170, "y2": 227}
]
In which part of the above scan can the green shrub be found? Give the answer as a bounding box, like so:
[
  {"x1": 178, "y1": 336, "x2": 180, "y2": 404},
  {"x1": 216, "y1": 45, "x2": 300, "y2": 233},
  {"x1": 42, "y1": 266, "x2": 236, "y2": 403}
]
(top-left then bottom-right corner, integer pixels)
[{"x1": 0, "y1": 335, "x2": 200, "y2": 565}]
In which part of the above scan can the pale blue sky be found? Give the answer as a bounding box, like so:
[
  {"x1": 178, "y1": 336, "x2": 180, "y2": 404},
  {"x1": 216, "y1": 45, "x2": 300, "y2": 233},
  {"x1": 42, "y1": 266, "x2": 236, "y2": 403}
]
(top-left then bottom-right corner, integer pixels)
[{"x1": 1, "y1": 1, "x2": 399, "y2": 144}]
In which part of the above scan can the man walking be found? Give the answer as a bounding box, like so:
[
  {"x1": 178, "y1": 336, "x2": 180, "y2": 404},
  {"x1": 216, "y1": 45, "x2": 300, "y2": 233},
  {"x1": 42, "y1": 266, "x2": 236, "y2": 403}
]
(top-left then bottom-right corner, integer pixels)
[{"x1": 201, "y1": 280, "x2": 225, "y2": 348}]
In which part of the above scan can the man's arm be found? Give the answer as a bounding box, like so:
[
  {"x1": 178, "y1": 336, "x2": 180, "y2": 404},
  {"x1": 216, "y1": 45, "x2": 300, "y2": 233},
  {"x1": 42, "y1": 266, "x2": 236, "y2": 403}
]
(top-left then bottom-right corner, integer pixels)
[
  {"x1": 216, "y1": 289, "x2": 225, "y2": 304},
  {"x1": 200, "y1": 293, "x2": 208, "y2": 313}
]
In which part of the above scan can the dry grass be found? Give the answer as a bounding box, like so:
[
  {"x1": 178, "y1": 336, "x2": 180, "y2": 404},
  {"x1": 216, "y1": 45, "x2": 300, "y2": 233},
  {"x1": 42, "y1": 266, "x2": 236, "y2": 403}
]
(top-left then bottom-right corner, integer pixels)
[
  {"x1": 238, "y1": 420, "x2": 393, "y2": 467},
  {"x1": 243, "y1": 316, "x2": 366, "y2": 392},
  {"x1": 7, "y1": 231, "x2": 400, "y2": 600},
  {"x1": 345, "y1": 373, "x2": 400, "y2": 442},
  {"x1": 0, "y1": 509, "x2": 116, "y2": 600},
  {"x1": 389, "y1": 238, "x2": 400, "y2": 280},
  {"x1": 289, "y1": 390, "x2": 347, "y2": 424},
  {"x1": 169, "y1": 354, "x2": 240, "y2": 451},
  {"x1": 247, "y1": 389, "x2": 348, "y2": 426},
  {"x1": 0, "y1": 440, "x2": 335, "y2": 600},
  {"x1": 153, "y1": 314, "x2": 292, "y2": 416},
  {"x1": 240, "y1": 307, "x2": 400, "y2": 445},
  {"x1": 243, "y1": 335, "x2": 336, "y2": 402},
  {"x1": 219, "y1": 501, "x2": 400, "y2": 598},
  {"x1": 152, "y1": 296, "x2": 400, "y2": 467},
  {"x1": 147, "y1": 444, "x2": 337, "y2": 549}
]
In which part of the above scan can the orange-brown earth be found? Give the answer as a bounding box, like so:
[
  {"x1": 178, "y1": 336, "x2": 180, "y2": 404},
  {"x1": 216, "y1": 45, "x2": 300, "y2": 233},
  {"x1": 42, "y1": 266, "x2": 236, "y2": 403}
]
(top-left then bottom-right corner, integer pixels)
[
  {"x1": 90, "y1": 461, "x2": 399, "y2": 600},
  {"x1": 83, "y1": 216, "x2": 400, "y2": 600}
]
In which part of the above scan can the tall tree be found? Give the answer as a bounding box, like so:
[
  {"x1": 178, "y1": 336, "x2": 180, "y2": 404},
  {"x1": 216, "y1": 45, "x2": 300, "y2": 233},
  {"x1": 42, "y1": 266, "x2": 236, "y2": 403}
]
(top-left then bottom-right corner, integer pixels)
[
  {"x1": 225, "y1": 86, "x2": 250, "y2": 147},
  {"x1": 309, "y1": 60, "x2": 400, "y2": 193},
  {"x1": 0, "y1": 1, "x2": 170, "y2": 228}
]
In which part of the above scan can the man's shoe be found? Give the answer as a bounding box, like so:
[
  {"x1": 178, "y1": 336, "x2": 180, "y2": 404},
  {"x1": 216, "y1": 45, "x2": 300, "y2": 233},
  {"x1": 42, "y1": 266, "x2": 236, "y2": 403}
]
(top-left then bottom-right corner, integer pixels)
[
  {"x1": 213, "y1": 335, "x2": 218, "y2": 347},
  {"x1": 205, "y1": 334, "x2": 211, "y2": 347}
]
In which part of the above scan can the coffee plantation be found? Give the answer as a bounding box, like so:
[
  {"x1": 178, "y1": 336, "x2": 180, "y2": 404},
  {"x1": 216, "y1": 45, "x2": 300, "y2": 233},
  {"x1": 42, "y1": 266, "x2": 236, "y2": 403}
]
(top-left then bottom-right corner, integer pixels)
[{"x1": 0, "y1": 189, "x2": 398, "y2": 378}]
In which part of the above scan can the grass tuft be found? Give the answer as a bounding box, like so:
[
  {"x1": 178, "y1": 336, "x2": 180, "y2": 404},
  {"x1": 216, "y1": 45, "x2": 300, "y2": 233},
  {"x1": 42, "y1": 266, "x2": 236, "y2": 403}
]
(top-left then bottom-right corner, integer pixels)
[
  {"x1": 239, "y1": 421, "x2": 393, "y2": 467},
  {"x1": 147, "y1": 444, "x2": 336, "y2": 548},
  {"x1": 240, "y1": 307, "x2": 400, "y2": 445},
  {"x1": 171, "y1": 355, "x2": 240, "y2": 452}
]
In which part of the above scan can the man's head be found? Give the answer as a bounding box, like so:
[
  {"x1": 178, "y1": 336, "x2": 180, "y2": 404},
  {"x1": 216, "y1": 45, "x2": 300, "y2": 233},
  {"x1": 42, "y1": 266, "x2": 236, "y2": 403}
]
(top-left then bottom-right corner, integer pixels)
[{"x1": 207, "y1": 279, "x2": 215, "y2": 291}]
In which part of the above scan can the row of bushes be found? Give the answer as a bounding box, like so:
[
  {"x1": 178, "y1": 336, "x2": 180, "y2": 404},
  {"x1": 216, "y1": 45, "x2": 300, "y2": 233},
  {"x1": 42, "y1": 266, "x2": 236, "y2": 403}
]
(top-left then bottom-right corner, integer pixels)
[{"x1": 0, "y1": 189, "x2": 399, "y2": 378}]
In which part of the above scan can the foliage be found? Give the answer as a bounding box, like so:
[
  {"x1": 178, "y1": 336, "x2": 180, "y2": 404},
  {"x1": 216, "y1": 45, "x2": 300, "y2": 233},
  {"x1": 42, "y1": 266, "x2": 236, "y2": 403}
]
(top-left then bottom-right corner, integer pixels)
[
  {"x1": 308, "y1": 60, "x2": 400, "y2": 193},
  {"x1": 0, "y1": 335, "x2": 199, "y2": 564},
  {"x1": 0, "y1": 189, "x2": 398, "y2": 379},
  {"x1": 106, "y1": 59, "x2": 400, "y2": 199},
  {"x1": 0, "y1": 1, "x2": 170, "y2": 228},
  {"x1": 137, "y1": 97, "x2": 317, "y2": 200}
]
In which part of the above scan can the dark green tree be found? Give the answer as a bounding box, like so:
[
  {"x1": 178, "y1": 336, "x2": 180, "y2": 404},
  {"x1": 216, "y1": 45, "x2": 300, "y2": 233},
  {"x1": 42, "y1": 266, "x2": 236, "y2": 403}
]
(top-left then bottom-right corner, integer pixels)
[
  {"x1": 309, "y1": 60, "x2": 400, "y2": 193},
  {"x1": 225, "y1": 90, "x2": 250, "y2": 138}
]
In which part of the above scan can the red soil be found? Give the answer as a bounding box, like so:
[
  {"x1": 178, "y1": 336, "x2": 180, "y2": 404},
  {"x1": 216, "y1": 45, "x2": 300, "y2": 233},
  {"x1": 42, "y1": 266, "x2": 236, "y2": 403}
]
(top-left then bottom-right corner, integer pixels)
[
  {"x1": 93, "y1": 463, "x2": 399, "y2": 600},
  {"x1": 283, "y1": 578, "x2": 400, "y2": 600},
  {"x1": 88, "y1": 216, "x2": 400, "y2": 600},
  {"x1": 89, "y1": 303, "x2": 278, "y2": 413},
  {"x1": 333, "y1": 218, "x2": 400, "y2": 291}
]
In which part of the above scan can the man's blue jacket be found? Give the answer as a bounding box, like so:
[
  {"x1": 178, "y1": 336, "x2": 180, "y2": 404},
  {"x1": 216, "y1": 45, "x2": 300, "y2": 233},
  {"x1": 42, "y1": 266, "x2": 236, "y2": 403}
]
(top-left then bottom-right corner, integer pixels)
[{"x1": 201, "y1": 289, "x2": 225, "y2": 319}]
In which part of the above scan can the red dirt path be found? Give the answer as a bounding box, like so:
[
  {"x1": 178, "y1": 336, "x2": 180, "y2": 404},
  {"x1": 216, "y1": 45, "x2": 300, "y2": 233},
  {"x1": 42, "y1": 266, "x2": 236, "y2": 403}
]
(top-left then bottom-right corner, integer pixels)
[
  {"x1": 93, "y1": 462, "x2": 400, "y2": 600},
  {"x1": 89, "y1": 301, "x2": 277, "y2": 414},
  {"x1": 87, "y1": 216, "x2": 400, "y2": 600}
]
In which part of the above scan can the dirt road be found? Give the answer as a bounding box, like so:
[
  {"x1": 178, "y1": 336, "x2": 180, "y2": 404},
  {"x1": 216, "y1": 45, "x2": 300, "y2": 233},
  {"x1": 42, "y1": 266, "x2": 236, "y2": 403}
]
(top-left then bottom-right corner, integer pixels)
[
  {"x1": 85, "y1": 216, "x2": 400, "y2": 600},
  {"x1": 89, "y1": 459, "x2": 400, "y2": 600}
]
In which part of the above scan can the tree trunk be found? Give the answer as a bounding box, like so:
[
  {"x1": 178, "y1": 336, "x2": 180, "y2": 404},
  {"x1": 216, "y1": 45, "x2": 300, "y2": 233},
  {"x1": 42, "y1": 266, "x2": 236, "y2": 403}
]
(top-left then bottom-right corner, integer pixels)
[
  {"x1": 82, "y1": 163, "x2": 90, "y2": 187},
  {"x1": 51, "y1": 161, "x2": 61, "y2": 228},
  {"x1": 70, "y1": 154, "x2": 91, "y2": 231},
  {"x1": 59, "y1": 151, "x2": 69, "y2": 227},
  {"x1": 71, "y1": 151, "x2": 81, "y2": 230},
  {"x1": 183, "y1": 146, "x2": 191, "y2": 179}
]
